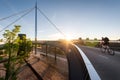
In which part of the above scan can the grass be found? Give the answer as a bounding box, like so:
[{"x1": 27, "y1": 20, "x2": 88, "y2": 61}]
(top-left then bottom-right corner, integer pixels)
[{"x1": 84, "y1": 41, "x2": 99, "y2": 47}]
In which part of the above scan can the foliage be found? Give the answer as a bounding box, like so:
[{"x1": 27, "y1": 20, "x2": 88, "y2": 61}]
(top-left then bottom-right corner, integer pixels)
[
  {"x1": 94, "y1": 38, "x2": 97, "y2": 40},
  {"x1": 0, "y1": 39, "x2": 3, "y2": 42},
  {"x1": 85, "y1": 42, "x2": 99, "y2": 47},
  {"x1": 0, "y1": 50, "x2": 3, "y2": 55},
  {"x1": 86, "y1": 38, "x2": 89, "y2": 40},
  {"x1": 1, "y1": 25, "x2": 32, "y2": 80},
  {"x1": 0, "y1": 78, "x2": 4, "y2": 80},
  {"x1": 17, "y1": 37, "x2": 32, "y2": 57},
  {"x1": 3, "y1": 25, "x2": 20, "y2": 43},
  {"x1": 0, "y1": 56, "x2": 3, "y2": 60},
  {"x1": 77, "y1": 40, "x2": 85, "y2": 45},
  {"x1": 79, "y1": 37, "x2": 82, "y2": 40}
]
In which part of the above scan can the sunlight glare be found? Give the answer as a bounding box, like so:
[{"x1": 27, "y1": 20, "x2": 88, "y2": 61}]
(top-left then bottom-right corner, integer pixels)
[
  {"x1": 66, "y1": 36, "x2": 72, "y2": 41},
  {"x1": 65, "y1": 34, "x2": 74, "y2": 42}
]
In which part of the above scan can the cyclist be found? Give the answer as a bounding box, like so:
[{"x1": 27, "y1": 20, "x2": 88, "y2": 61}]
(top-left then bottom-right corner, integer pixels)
[
  {"x1": 100, "y1": 37, "x2": 115, "y2": 55},
  {"x1": 101, "y1": 37, "x2": 109, "y2": 48}
]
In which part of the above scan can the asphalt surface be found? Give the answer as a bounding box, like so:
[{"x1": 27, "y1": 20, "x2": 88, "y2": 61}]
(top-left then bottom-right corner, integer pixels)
[{"x1": 78, "y1": 45, "x2": 120, "y2": 80}]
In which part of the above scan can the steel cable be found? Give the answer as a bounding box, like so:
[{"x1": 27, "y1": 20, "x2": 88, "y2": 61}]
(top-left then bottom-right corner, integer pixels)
[
  {"x1": 37, "y1": 8, "x2": 66, "y2": 38},
  {"x1": 0, "y1": 8, "x2": 34, "y2": 32},
  {"x1": 0, "y1": 7, "x2": 34, "y2": 21}
]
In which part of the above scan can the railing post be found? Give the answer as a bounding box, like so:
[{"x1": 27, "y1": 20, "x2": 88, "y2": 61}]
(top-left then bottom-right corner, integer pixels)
[
  {"x1": 55, "y1": 47, "x2": 57, "y2": 61},
  {"x1": 41, "y1": 44, "x2": 43, "y2": 52},
  {"x1": 46, "y1": 44, "x2": 48, "y2": 56}
]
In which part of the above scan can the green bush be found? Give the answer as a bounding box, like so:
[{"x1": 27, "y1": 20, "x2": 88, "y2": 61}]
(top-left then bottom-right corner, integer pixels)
[{"x1": 85, "y1": 42, "x2": 99, "y2": 47}]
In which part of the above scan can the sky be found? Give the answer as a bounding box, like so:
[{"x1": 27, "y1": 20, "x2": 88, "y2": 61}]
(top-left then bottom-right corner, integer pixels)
[{"x1": 0, "y1": 0, "x2": 120, "y2": 40}]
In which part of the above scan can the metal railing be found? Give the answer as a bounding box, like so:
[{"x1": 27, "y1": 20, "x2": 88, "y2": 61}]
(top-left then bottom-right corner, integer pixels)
[
  {"x1": 73, "y1": 44, "x2": 101, "y2": 80},
  {"x1": 38, "y1": 42, "x2": 101, "y2": 80}
]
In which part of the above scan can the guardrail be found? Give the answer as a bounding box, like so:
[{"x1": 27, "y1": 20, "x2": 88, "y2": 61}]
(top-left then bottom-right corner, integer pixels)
[
  {"x1": 73, "y1": 44, "x2": 101, "y2": 80},
  {"x1": 38, "y1": 43, "x2": 66, "y2": 61}
]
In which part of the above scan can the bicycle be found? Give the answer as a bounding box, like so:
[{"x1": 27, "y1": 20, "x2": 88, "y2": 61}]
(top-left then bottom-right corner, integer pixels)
[{"x1": 100, "y1": 45, "x2": 115, "y2": 55}]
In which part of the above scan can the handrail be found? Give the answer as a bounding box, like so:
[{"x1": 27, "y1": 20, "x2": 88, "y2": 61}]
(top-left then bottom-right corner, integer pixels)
[{"x1": 73, "y1": 44, "x2": 101, "y2": 80}]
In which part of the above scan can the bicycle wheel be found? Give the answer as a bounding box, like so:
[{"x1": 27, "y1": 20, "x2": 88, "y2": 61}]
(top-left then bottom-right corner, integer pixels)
[
  {"x1": 108, "y1": 48, "x2": 115, "y2": 55},
  {"x1": 100, "y1": 47, "x2": 105, "y2": 53}
]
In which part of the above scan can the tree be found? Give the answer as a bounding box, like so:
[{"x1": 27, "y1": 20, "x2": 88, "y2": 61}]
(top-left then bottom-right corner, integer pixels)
[
  {"x1": 0, "y1": 39, "x2": 3, "y2": 42},
  {"x1": 94, "y1": 38, "x2": 97, "y2": 40},
  {"x1": 17, "y1": 35, "x2": 32, "y2": 57},
  {"x1": 2, "y1": 25, "x2": 32, "y2": 80},
  {"x1": 86, "y1": 37, "x2": 89, "y2": 40},
  {"x1": 3, "y1": 25, "x2": 20, "y2": 43},
  {"x1": 79, "y1": 37, "x2": 82, "y2": 40},
  {"x1": 3, "y1": 25, "x2": 21, "y2": 80}
]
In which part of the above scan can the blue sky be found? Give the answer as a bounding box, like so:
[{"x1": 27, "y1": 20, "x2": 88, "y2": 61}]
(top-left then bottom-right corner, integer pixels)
[{"x1": 0, "y1": 0, "x2": 120, "y2": 40}]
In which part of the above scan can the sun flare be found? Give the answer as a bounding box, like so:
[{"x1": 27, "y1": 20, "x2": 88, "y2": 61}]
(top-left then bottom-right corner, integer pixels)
[
  {"x1": 66, "y1": 36, "x2": 72, "y2": 41},
  {"x1": 65, "y1": 34, "x2": 74, "y2": 42}
]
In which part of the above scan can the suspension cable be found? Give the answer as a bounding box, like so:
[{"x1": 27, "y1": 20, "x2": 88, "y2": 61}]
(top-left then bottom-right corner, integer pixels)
[
  {"x1": 0, "y1": 8, "x2": 34, "y2": 32},
  {"x1": 0, "y1": 7, "x2": 35, "y2": 21},
  {"x1": 37, "y1": 8, "x2": 66, "y2": 38}
]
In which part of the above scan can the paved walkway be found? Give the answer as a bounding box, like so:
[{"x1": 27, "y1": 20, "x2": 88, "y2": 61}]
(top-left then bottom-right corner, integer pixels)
[{"x1": 17, "y1": 51, "x2": 68, "y2": 80}]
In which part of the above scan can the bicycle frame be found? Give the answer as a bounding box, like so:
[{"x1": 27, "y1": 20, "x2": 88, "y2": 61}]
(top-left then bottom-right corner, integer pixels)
[{"x1": 100, "y1": 44, "x2": 115, "y2": 55}]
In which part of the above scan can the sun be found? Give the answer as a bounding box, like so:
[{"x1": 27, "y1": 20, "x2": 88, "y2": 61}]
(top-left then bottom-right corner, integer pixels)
[
  {"x1": 66, "y1": 37, "x2": 72, "y2": 41},
  {"x1": 65, "y1": 34, "x2": 73, "y2": 42}
]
